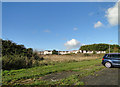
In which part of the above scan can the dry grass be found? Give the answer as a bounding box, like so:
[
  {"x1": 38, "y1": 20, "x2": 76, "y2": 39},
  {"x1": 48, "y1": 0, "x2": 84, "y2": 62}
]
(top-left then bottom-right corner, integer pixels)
[{"x1": 39, "y1": 53, "x2": 104, "y2": 62}]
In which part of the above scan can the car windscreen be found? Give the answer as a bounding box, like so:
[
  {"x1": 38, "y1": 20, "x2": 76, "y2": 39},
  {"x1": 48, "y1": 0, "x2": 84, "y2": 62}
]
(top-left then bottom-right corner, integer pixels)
[{"x1": 107, "y1": 54, "x2": 120, "y2": 58}]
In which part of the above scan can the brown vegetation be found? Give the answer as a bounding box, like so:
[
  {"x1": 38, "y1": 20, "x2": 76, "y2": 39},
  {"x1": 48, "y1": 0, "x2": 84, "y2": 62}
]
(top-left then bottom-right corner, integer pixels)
[{"x1": 38, "y1": 53, "x2": 104, "y2": 62}]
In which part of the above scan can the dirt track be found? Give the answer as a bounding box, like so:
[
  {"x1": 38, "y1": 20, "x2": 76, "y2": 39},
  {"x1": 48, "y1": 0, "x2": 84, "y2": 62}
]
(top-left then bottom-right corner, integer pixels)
[
  {"x1": 41, "y1": 67, "x2": 119, "y2": 85},
  {"x1": 81, "y1": 68, "x2": 119, "y2": 85},
  {"x1": 14, "y1": 66, "x2": 120, "y2": 85}
]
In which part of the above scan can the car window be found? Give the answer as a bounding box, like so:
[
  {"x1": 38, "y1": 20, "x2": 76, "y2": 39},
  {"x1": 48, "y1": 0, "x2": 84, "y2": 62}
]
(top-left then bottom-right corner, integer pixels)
[{"x1": 107, "y1": 54, "x2": 120, "y2": 58}]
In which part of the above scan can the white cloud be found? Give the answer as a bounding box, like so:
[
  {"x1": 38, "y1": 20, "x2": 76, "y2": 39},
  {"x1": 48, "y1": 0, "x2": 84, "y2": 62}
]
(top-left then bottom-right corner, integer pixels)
[
  {"x1": 73, "y1": 27, "x2": 78, "y2": 31},
  {"x1": 64, "y1": 39, "x2": 81, "y2": 50},
  {"x1": 81, "y1": 44, "x2": 86, "y2": 46},
  {"x1": 105, "y1": 1, "x2": 118, "y2": 26},
  {"x1": 94, "y1": 21, "x2": 103, "y2": 28},
  {"x1": 44, "y1": 29, "x2": 50, "y2": 33}
]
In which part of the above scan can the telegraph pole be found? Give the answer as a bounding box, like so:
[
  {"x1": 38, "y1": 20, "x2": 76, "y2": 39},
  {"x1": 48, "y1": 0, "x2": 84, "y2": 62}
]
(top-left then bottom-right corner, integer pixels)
[
  {"x1": 109, "y1": 44, "x2": 110, "y2": 53},
  {"x1": 109, "y1": 40, "x2": 112, "y2": 53}
]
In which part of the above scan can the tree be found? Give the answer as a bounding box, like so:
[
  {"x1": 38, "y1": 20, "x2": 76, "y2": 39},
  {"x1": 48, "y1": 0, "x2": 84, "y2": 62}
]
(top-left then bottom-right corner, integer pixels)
[
  {"x1": 79, "y1": 43, "x2": 120, "y2": 52},
  {"x1": 52, "y1": 50, "x2": 58, "y2": 55},
  {"x1": 2, "y1": 39, "x2": 43, "y2": 70}
]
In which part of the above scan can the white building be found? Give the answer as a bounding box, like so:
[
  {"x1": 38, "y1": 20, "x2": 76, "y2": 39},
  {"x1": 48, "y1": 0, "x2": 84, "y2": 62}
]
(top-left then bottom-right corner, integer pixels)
[
  {"x1": 83, "y1": 50, "x2": 87, "y2": 53},
  {"x1": 101, "y1": 51, "x2": 106, "y2": 53},
  {"x1": 44, "y1": 50, "x2": 52, "y2": 55},
  {"x1": 79, "y1": 50, "x2": 82, "y2": 53},
  {"x1": 71, "y1": 50, "x2": 79, "y2": 54},
  {"x1": 59, "y1": 51, "x2": 70, "y2": 55},
  {"x1": 95, "y1": 51, "x2": 106, "y2": 54},
  {"x1": 39, "y1": 50, "x2": 106, "y2": 55},
  {"x1": 86, "y1": 51, "x2": 93, "y2": 54}
]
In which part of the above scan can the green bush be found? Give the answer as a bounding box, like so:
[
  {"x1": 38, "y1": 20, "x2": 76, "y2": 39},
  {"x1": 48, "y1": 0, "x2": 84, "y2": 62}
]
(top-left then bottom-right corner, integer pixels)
[
  {"x1": 93, "y1": 51, "x2": 96, "y2": 54},
  {"x1": 52, "y1": 50, "x2": 58, "y2": 55},
  {"x1": 84, "y1": 53, "x2": 90, "y2": 56},
  {"x1": 2, "y1": 40, "x2": 44, "y2": 70}
]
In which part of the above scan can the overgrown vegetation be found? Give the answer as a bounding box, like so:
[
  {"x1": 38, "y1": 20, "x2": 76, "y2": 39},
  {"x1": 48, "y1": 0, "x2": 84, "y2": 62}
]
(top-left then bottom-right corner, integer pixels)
[
  {"x1": 2, "y1": 58, "x2": 104, "y2": 85},
  {"x1": 2, "y1": 39, "x2": 108, "y2": 86},
  {"x1": 80, "y1": 43, "x2": 120, "y2": 53},
  {"x1": 2, "y1": 40, "x2": 43, "y2": 70}
]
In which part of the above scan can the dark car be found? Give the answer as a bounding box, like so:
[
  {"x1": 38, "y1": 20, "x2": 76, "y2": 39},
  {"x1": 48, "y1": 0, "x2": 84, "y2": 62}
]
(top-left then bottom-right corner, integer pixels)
[{"x1": 102, "y1": 53, "x2": 120, "y2": 68}]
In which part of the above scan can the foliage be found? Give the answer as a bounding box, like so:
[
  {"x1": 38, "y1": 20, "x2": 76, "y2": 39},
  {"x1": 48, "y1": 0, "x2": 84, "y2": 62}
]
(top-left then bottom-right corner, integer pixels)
[
  {"x1": 52, "y1": 50, "x2": 58, "y2": 55},
  {"x1": 2, "y1": 58, "x2": 104, "y2": 85},
  {"x1": 2, "y1": 40, "x2": 43, "y2": 70},
  {"x1": 84, "y1": 53, "x2": 90, "y2": 56},
  {"x1": 80, "y1": 43, "x2": 120, "y2": 53},
  {"x1": 93, "y1": 51, "x2": 96, "y2": 54}
]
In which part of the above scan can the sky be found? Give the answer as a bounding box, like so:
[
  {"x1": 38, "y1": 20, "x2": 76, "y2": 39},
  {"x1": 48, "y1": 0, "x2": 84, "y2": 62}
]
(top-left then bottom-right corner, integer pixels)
[{"x1": 2, "y1": 2, "x2": 118, "y2": 51}]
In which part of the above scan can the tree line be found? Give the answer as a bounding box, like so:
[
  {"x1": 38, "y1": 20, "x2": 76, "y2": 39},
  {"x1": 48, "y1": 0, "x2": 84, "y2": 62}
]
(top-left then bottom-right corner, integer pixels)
[
  {"x1": 2, "y1": 39, "x2": 43, "y2": 70},
  {"x1": 79, "y1": 43, "x2": 120, "y2": 53}
]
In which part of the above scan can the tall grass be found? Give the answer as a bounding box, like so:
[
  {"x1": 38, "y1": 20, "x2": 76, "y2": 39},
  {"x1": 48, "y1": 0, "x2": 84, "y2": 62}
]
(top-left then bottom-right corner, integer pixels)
[
  {"x1": 2, "y1": 58, "x2": 104, "y2": 85},
  {"x1": 39, "y1": 53, "x2": 104, "y2": 63}
]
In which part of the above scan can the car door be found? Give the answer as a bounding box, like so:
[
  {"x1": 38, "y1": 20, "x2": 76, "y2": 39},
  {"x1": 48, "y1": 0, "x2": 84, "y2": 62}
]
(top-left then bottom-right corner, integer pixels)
[{"x1": 110, "y1": 54, "x2": 120, "y2": 65}]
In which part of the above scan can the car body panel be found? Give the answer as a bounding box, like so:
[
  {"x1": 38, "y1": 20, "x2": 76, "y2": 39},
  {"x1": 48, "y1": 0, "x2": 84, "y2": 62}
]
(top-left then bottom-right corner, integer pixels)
[{"x1": 102, "y1": 53, "x2": 120, "y2": 67}]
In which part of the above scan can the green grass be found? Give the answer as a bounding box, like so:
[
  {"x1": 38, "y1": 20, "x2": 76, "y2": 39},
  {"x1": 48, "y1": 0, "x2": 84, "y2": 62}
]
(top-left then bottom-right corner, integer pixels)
[{"x1": 2, "y1": 58, "x2": 105, "y2": 85}]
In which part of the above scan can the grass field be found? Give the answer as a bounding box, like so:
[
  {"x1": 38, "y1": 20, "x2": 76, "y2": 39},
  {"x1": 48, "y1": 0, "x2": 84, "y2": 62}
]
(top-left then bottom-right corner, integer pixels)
[
  {"x1": 38, "y1": 53, "x2": 104, "y2": 65},
  {"x1": 2, "y1": 55, "x2": 105, "y2": 86}
]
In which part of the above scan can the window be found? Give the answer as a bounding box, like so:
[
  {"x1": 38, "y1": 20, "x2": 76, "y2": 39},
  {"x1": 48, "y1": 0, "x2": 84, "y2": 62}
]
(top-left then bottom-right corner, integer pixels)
[{"x1": 108, "y1": 54, "x2": 120, "y2": 58}]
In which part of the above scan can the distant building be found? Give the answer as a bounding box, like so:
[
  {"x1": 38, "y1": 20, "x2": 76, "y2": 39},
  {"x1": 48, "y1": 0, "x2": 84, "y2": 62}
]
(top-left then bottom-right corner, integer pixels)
[
  {"x1": 44, "y1": 50, "x2": 52, "y2": 55},
  {"x1": 38, "y1": 50, "x2": 106, "y2": 55},
  {"x1": 79, "y1": 50, "x2": 82, "y2": 53},
  {"x1": 95, "y1": 51, "x2": 106, "y2": 54},
  {"x1": 59, "y1": 51, "x2": 70, "y2": 55},
  {"x1": 39, "y1": 51, "x2": 44, "y2": 55},
  {"x1": 83, "y1": 50, "x2": 87, "y2": 53},
  {"x1": 71, "y1": 50, "x2": 79, "y2": 54},
  {"x1": 86, "y1": 51, "x2": 93, "y2": 54}
]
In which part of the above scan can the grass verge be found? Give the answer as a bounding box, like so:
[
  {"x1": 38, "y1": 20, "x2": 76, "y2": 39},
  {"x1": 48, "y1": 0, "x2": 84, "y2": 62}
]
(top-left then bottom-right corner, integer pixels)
[{"x1": 2, "y1": 58, "x2": 105, "y2": 85}]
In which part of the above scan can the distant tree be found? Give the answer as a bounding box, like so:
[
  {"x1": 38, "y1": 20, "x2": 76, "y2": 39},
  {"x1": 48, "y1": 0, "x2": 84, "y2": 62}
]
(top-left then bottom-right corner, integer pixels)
[
  {"x1": 52, "y1": 50, "x2": 58, "y2": 55},
  {"x1": 79, "y1": 43, "x2": 120, "y2": 53},
  {"x1": 93, "y1": 51, "x2": 96, "y2": 54}
]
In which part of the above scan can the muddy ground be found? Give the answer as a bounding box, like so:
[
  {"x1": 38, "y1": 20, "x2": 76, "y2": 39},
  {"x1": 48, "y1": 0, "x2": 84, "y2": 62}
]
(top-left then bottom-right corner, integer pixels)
[
  {"x1": 15, "y1": 67, "x2": 120, "y2": 85},
  {"x1": 42, "y1": 67, "x2": 119, "y2": 85},
  {"x1": 41, "y1": 70, "x2": 78, "y2": 81},
  {"x1": 41, "y1": 67, "x2": 119, "y2": 85},
  {"x1": 81, "y1": 68, "x2": 119, "y2": 85}
]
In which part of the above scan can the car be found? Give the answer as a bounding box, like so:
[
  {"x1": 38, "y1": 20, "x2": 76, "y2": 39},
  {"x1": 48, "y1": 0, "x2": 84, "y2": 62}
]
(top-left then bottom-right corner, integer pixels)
[{"x1": 102, "y1": 53, "x2": 120, "y2": 68}]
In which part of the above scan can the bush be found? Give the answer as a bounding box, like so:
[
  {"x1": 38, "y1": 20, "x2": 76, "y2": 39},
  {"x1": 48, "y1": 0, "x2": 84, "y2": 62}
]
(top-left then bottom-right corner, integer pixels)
[
  {"x1": 2, "y1": 40, "x2": 44, "y2": 70},
  {"x1": 52, "y1": 50, "x2": 58, "y2": 55},
  {"x1": 84, "y1": 53, "x2": 90, "y2": 56},
  {"x1": 2, "y1": 55, "x2": 27, "y2": 70},
  {"x1": 93, "y1": 51, "x2": 96, "y2": 54}
]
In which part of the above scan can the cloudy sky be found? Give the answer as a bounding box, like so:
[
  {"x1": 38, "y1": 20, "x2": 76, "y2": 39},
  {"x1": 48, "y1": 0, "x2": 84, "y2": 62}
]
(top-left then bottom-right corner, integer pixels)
[{"x1": 2, "y1": 2, "x2": 118, "y2": 51}]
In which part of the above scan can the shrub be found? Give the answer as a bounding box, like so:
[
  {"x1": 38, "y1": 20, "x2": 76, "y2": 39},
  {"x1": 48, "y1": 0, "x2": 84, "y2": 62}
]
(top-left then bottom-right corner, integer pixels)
[
  {"x1": 84, "y1": 53, "x2": 90, "y2": 56},
  {"x1": 2, "y1": 40, "x2": 44, "y2": 70}
]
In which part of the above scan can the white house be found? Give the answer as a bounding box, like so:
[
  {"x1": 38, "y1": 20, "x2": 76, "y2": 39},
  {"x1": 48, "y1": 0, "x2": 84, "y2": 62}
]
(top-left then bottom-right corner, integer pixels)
[
  {"x1": 39, "y1": 50, "x2": 106, "y2": 55},
  {"x1": 101, "y1": 51, "x2": 106, "y2": 53},
  {"x1": 83, "y1": 50, "x2": 87, "y2": 53},
  {"x1": 44, "y1": 50, "x2": 52, "y2": 55},
  {"x1": 95, "y1": 51, "x2": 106, "y2": 54},
  {"x1": 59, "y1": 51, "x2": 70, "y2": 55},
  {"x1": 71, "y1": 50, "x2": 79, "y2": 54},
  {"x1": 86, "y1": 51, "x2": 93, "y2": 54},
  {"x1": 79, "y1": 50, "x2": 82, "y2": 53}
]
